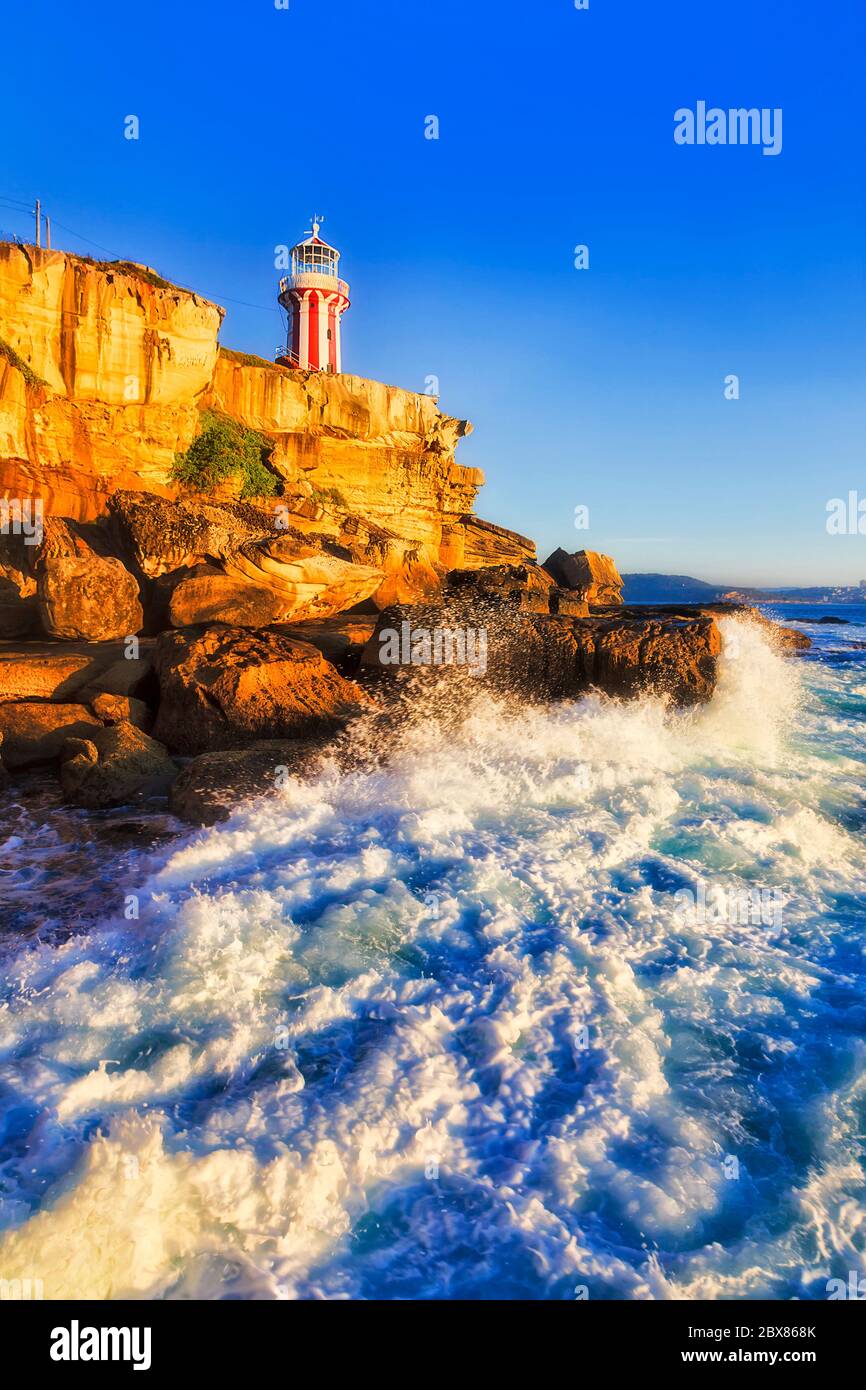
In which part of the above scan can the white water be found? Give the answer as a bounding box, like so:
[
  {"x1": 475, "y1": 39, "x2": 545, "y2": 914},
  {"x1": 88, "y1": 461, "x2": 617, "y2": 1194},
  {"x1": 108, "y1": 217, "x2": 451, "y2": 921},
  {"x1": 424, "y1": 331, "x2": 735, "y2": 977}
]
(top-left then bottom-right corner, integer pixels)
[{"x1": 2, "y1": 616, "x2": 866, "y2": 1299}]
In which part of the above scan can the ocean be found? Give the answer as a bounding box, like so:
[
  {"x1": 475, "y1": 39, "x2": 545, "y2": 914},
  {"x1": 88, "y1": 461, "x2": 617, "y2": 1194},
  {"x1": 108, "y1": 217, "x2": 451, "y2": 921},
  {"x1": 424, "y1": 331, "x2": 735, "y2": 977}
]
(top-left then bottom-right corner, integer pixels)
[{"x1": 1, "y1": 605, "x2": 866, "y2": 1300}]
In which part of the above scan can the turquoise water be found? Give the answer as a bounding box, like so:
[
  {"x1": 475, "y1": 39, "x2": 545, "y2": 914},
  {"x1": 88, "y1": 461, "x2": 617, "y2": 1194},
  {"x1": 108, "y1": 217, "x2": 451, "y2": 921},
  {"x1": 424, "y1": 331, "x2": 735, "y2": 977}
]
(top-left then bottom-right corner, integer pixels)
[{"x1": 1, "y1": 609, "x2": 865, "y2": 1299}]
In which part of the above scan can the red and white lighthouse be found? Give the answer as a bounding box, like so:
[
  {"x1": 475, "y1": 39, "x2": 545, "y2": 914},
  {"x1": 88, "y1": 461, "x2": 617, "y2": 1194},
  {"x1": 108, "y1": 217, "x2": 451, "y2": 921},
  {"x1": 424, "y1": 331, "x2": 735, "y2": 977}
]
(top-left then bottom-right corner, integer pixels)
[{"x1": 277, "y1": 217, "x2": 350, "y2": 373}]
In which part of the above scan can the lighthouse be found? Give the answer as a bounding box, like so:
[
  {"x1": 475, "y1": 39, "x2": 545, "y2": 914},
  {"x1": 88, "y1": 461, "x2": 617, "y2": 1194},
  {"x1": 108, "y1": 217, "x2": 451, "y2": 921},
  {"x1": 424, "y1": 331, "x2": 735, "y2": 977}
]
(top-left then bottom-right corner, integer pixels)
[{"x1": 276, "y1": 217, "x2": 350, "y2": 373}]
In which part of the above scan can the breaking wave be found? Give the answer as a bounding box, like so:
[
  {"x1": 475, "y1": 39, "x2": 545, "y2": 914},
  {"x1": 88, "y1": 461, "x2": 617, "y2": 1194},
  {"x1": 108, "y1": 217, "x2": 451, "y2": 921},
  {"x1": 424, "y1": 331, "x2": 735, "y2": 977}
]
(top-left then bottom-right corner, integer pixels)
[{"x1": 2, "y1": 615, "x2": 866, "y2": 1299}]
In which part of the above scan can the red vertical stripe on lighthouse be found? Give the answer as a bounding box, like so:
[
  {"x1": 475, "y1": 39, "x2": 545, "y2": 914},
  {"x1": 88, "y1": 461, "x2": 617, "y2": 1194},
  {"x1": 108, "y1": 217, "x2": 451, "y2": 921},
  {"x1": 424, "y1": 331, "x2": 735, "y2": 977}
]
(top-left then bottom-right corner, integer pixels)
[
  {"x1": 291, "y1": 296, "x2": 300, "y2": 362},
  {"x1": 307, "y1": 294, "x2": 320, "y2": 369},
  {"x1": 329, "y1": 304, "x2": 337, "y2": 372}
]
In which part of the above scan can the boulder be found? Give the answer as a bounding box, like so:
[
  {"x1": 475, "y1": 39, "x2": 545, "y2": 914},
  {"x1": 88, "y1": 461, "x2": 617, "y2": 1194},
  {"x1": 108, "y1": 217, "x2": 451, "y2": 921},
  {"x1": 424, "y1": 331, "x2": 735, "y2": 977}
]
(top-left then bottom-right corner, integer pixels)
[
  {"x1": 446, "y1": 563, "x2": 557, "y2": 615},
  {"x1": 0, "y1": 702, "x2": 101, "y2": 767},
  {"x1": 90, "y1": 692, "x2": 151, "y2": 730},
  {"x1": 168, "y1": 572, "x2": 284, "y2": 628},
  {"x1": 60, "y1": 720, "x2": 177, "y2": 808},
  {"x1": 0, "y1": 650, "x2": 101, "y2": 703},
  {"x1": 0, "y1": 639, "x2": 155, "y2": 705},
  {"x1": 152, "y1": 624, "x2": 371, "y2": 755},
  {"x1": 222, "y1": 530, "x2": 383, "y2": 622},
  {"x1": 36, "y1": 519, "x2": 143, "y2": 640},
  {"x1": 542, "y1": 549, "x2": 624, "y2": 605},
  {"x1": 169, "y1": 738, "x2": 324, "y2": 825}
]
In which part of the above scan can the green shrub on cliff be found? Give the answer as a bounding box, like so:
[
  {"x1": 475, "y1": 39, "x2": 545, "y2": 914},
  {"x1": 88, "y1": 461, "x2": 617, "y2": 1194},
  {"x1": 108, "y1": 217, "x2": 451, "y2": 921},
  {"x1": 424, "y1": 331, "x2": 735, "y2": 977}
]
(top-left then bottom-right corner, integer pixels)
[
  {"x1": 172, "y1": 410, "x2": 279, "y2": 499},
  {"x1": 0, "y1": 336, "x2": 47, "y2": 388}
]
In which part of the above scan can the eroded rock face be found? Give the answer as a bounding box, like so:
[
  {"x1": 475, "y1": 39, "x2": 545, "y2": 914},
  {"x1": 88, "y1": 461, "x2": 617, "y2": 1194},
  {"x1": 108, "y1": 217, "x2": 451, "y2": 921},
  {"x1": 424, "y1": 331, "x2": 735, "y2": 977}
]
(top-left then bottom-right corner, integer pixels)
[
  {"x1": 446, "y1": 563, "x2": 558, "y2": 615},
  {"x1": 152, "y1": 624, "x2": 370, "y2": 754},
  {"x1": 0, "y1": 248, "x2": 537, "y2": 592},
  {"x1": 209, "y1": 356, "x2": 484, "y2": 556},
  {"x1": 0, "y1": 244, "x2": 223, "y2": 517},
  {"x1": 107, "y1": 491, "x2": 278, "y2": 578},
  {"x1": 0, "y1": 532, "x2": 39, "y2": 637},
  {"x1": 222, "y1": 531, "x2": 383, "y2": 622},
  {"x1": 169, "y1": 738, "x2": 324, "y2": 825},
  {"x1": 361, "y1": 602, "x2": 721, "y2": 707},
  {"x1": 455, "y1": 517, "x2": 537, "y2": 570},
  {"x1": 0, "y1": 701, "x2": 101, "y2": 766},
  {"x1": 168, "y1": 573, "x2": 284, "y2": 629},
  {"x1": 60, "y1": 721, "x2": 176, "y2": 808},
  {"x1": 543, "y1": 549, "x2": 624, "y2": 605}
]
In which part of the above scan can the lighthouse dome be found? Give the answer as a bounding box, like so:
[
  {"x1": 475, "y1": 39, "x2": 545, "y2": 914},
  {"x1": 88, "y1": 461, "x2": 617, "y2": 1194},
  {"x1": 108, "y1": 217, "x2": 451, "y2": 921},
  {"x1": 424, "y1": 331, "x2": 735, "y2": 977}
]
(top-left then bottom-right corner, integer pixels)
[{"x1": 291, "y1": 218, "x2": 341, "y2": 278}]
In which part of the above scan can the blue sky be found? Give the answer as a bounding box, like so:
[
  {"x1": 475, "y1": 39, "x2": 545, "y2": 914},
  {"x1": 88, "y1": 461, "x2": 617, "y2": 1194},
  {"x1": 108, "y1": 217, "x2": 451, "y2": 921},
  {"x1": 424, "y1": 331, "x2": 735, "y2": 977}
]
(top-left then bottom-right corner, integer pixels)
[{"x1": 2, "y1": 0, "x2": 864, "y2": 585}]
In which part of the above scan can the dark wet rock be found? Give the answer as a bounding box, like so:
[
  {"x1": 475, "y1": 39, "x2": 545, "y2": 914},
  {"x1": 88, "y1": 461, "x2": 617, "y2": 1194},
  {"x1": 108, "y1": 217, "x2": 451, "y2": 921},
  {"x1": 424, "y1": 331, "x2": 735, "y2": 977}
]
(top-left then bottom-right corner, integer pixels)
[
  {"x1": 169, "y1": 738, "x2": 324, "y2": 825},
  {"x1": 60, "y1": 720, "x2": 177, "y2": 809},
  {"x1": 362, "y1": 602, "x2": 722, "y2": 706},
  {"x1": 445, "y1": 563, "x2": 557, "y2": 614}
]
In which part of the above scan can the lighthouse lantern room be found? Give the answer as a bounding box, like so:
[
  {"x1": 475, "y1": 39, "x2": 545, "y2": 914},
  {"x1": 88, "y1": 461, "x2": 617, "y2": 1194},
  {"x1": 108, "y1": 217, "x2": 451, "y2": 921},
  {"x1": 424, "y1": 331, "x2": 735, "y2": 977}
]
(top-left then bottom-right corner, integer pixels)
[{"x1": 277, "y1": 217, "x2": 350, "y2": 373}]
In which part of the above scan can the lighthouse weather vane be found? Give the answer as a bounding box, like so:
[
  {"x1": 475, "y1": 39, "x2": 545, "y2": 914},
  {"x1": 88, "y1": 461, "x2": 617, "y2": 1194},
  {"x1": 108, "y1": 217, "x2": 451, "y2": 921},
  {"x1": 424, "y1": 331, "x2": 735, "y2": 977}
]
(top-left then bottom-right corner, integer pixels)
[{"x1": 310, "y1": 213, "x2": 324, "y2": 237}]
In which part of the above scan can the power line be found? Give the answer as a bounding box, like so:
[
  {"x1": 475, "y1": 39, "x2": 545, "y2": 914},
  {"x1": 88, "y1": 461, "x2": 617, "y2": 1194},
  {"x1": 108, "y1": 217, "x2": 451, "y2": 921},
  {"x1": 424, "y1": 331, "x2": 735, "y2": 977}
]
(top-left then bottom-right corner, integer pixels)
[
  {"x1": 48, "y1": 217, "x2": 116, "y2": 256},
  {"x1": 1, "y1": 193, "x2": 282, "y2": 315}
]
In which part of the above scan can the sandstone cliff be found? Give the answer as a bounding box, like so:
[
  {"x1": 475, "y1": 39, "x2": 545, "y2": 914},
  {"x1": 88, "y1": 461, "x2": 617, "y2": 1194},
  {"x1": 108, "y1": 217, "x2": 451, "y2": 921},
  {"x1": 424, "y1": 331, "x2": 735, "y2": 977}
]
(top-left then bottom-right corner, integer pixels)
[{"x1": 0, "y1": 242, "x2": 529, "y2": 574}]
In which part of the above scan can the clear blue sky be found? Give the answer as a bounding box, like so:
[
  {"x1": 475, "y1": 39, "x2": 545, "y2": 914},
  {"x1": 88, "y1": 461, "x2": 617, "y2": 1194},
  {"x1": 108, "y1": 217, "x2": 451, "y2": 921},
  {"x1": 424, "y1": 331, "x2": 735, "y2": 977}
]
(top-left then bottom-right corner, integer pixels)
[{"x1": 2, "y1": 0, "x2": 864, "y2": 586}]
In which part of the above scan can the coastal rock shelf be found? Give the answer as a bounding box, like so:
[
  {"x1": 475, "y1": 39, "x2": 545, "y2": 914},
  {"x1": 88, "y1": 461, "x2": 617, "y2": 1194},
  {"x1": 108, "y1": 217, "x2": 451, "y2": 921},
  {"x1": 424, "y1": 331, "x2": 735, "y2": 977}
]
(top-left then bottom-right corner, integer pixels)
[{"x1": 0, "y1": 241, "x2": 811, "y2": 825}]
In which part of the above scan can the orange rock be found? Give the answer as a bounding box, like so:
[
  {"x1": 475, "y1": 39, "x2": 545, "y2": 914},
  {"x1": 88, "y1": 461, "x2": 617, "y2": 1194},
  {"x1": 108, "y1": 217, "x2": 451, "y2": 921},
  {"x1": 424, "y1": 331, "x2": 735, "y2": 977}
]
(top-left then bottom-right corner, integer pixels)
[
  {"x1": 38, "y1": 552, "x2": 143, "y2": 641},
  {"x1": 542, "y1": 549, "x2": 624, "y2": 605},
  {"x1": 0, "y1": 701, "x2": 101, "y2": 766},
  {"x1": 222, "y1": 530, "x2": 383, "y2": 620},
  {"x1": 168, "y1": 573, "x2": 283, "y2": 628},
  {"x1": 152, "y1": 624, "x2": 371, "y2": 754}
]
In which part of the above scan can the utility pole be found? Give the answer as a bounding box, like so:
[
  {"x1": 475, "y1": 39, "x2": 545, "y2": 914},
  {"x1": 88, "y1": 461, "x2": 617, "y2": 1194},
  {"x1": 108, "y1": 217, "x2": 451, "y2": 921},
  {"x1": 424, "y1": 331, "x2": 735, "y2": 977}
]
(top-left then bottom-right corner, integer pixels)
[
  {"x1": 45, "y1": 214, "x2": 51, "y2": 250},
  {"x1": 35, "y1": 198, "x2": 41, "y2": 248}
]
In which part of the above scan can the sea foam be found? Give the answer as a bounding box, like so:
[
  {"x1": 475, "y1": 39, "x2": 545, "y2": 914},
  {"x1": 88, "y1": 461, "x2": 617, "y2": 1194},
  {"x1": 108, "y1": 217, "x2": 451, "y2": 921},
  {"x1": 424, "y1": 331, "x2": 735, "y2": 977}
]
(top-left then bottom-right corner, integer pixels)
[{"x1": 1, "y1": 615, "x2": 866, "y2": 1299}]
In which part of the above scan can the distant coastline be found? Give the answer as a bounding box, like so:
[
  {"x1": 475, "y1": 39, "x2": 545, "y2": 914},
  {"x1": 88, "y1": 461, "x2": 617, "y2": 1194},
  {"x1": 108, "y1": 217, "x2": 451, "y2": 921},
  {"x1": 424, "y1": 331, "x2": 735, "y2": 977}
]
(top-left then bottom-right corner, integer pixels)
[{"x1": 622, "y1": 572, "x2": 866, "y2": 606}]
